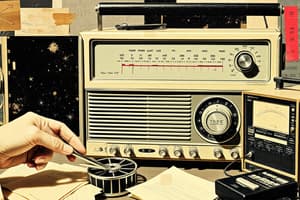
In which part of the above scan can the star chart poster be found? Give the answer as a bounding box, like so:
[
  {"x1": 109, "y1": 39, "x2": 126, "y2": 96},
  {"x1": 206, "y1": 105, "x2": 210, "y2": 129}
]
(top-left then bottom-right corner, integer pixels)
[{"x1": 7, "y1": 36, "x2": 79, "y2": 134}]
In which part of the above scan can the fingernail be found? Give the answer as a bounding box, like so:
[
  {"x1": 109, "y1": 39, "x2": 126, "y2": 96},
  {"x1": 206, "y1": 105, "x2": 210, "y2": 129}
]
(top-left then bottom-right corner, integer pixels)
[
  {"x1": 36, "y1": 164, "x2": 47, "y2": 171},
  {"x1": 35, "y1": 158, "x2": 45, "y2": 164}
]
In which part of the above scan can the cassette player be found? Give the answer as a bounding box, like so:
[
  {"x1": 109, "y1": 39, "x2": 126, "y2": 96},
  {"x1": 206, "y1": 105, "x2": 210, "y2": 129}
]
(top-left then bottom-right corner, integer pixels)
[
  {"x1": 242, "y1": 78, "x2": 300, "y2": 181},
  {"x1": 215, "y1": 169, "x2": 298, "y2": 200}
]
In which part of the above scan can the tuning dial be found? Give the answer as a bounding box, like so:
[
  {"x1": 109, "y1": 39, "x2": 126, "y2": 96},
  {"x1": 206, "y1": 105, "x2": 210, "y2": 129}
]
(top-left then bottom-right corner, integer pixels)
[
  {"x1": 235, "y1": 51, "x2": 259, "y2": 78},
  {"x1": 201, "y1": 104, "x2": 232, "y2": 135},
  {"x1": 194, "y1": 97, "x2": 240, "y2": 144}
]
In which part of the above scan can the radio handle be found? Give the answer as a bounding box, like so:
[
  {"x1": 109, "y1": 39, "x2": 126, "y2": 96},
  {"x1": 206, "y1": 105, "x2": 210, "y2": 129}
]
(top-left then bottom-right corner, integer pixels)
[
  {"x1": 96, "y1": 3, "x2": 282, "y2": 16},
  {"x1": 274, "y1": 77, "x2": 300, "y2": 89},
  {"x1": 95, "y1": 3, "x2": 282, "y2": 30}
]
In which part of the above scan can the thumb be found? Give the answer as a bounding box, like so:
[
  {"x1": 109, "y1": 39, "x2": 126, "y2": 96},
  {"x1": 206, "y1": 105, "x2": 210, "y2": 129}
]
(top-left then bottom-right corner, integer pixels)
[{"x1": 36, "y1": 130, "x2": 73, "y2": 155}]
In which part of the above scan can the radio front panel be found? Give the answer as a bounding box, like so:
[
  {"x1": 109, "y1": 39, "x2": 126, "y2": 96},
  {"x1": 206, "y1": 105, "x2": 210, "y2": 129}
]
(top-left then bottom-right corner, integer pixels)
[
  {"x1": 242, "y1": 89, "x2": 300, "y2": 181},
  {"x1": 92, "y1": 40, "x2": 270, "y2": 81},
  {"x1": 81, "y1": 29, "x2": 281, "y2": 91},
  {"x1": 85, "y1": 91, "x2": 242, "y2": 161}
]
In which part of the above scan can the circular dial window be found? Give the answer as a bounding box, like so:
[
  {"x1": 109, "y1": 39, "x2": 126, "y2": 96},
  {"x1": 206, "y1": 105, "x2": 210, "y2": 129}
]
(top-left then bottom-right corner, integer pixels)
[{"x1": 194, "y1": 97, "x2": 240, "y2": 143}]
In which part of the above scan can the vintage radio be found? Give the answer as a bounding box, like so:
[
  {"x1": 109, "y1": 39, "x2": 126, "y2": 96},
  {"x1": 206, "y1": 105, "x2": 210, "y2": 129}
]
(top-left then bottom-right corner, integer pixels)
[
  {"x1": 79, "y1": 3, "x2": 283, "y2": 161},
  {"x1": 242, "y1": 78, "x2": 300, "y2": 181}
]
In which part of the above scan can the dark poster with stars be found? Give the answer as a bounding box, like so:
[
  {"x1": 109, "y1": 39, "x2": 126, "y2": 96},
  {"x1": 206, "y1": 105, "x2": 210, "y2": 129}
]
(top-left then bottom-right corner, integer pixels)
[{"x1": 7, "y1": 36, "x2": 79, "y2": 134}]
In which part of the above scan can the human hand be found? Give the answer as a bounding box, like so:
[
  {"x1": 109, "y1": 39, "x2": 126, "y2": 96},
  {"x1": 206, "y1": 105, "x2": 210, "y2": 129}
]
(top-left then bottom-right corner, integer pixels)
[{"x1": 0, "y1": 112, "x2": 86, "y2": 170}]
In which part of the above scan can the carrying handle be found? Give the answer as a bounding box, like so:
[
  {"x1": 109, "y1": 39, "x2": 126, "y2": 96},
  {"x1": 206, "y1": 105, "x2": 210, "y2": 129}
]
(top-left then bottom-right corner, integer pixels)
[
  {"x1": 95, "y1": 2, "x2": 283, "y2": 30},
  {"x1": 274, "y1": 77, "x2": 300, "y2": 89}
]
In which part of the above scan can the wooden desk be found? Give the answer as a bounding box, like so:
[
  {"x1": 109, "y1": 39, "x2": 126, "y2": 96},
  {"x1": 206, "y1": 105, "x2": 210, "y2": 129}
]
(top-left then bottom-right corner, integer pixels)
[
  {"x1": 0, "y1": 154, "x2": 241, "y2": 200},
  {"x1": 53, "y1": 154, "x2": 242, "y2": 200}
]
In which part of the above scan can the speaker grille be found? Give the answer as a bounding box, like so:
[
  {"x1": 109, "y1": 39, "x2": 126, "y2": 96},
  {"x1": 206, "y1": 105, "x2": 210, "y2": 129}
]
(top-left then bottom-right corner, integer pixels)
[{"x1": 87, "y1": 92, "x2": 192, "y2": 141}]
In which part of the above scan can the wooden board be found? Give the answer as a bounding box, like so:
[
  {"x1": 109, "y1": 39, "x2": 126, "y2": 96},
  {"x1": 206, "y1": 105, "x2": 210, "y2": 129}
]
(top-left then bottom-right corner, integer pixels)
[{"x1": 0, "y1": 0, "x2": 20, "y2": 31}]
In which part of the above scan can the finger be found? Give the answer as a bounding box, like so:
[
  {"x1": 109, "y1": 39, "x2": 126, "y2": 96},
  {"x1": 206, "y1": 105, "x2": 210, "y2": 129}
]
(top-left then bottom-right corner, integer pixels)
[
  {"x1": 33, "y1": 152, "x2": 53, "y2": 165},
  {"x1": 35, "y1": 163, "x2": 48, "y2": 171},
  {"x1": 35, "y1": 130, "x2": 73, "y2": 155},
  {"x1": 39, "y1": 117, "x2": 86, "y2": 154},
  {"x1": 3, "y1": 153, "x2": 28, "y2": 168}
]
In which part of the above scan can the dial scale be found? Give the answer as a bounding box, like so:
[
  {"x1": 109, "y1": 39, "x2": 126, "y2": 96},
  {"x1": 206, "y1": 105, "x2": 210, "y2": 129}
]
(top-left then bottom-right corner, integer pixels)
[{"x1": 93, "y1": 41, "x2": 269, "y2": 81}]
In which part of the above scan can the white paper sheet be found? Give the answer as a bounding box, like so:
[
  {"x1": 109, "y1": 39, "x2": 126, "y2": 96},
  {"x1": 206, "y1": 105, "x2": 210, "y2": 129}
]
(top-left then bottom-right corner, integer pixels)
[{"x1": 127, "y1": 166, "x2": 217, "y2": 200}]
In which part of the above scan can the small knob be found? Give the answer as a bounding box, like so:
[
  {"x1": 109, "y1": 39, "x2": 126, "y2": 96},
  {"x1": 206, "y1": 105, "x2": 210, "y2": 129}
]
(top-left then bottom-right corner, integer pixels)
[
  {"x1": 230, "y1": 149, "x2": 240, "y2": 160},
  {"x1": 174, "y1": 146, "x2": 183, "y2": 158},
  {"x1": 159, "y1": 147, "x2": 168, "y2": 158},
  {"x1": 189, "y1": 148, "x2": 198, "y2": 158},
  {"x1": 235, "y1": 52, "x2": 259, "y2": 78},
  {"x1": 214, "y1": 148, "x2": 223, "y2": 159},
  {"x1": 124, "y1": 146, "x2": 133, "y2": 156},
  {"x1": 108, "y1": 146, "x2": 119, "y2": 156}
]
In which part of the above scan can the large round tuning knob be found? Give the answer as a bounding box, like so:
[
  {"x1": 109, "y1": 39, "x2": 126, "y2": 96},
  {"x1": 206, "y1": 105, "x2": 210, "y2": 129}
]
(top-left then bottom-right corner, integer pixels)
[
  {"x1": 201, "y1": 104, "x2": 232, "y2": 135},
  {"x1": 194, "y1": 97, "x2": 240, "y2": 144},
  {"x1": 235, "y1": 51, "x2": 259, "y2": 78}
]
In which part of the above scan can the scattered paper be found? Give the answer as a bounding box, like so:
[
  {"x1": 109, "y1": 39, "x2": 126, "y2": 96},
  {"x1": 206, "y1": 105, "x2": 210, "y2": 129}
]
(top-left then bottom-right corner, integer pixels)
[
  {"x1": 127, "y1": 166, "x2": 217, "y2": 200},
  {"x1": 0, "y1": 162, "x2": 101, "y2": 200},
  {"x1": 64, "y1": 184, "x2": 102, "y2": 200}
]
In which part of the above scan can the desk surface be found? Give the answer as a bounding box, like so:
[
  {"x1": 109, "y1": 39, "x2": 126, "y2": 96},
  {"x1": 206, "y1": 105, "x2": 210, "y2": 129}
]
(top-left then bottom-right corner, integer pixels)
[
  {"x1": 0, "y1": 154, "x2": 242, "y2": 200},
  {"x1": 53, "y1": 154, "x2": 242, "y2": 200}
]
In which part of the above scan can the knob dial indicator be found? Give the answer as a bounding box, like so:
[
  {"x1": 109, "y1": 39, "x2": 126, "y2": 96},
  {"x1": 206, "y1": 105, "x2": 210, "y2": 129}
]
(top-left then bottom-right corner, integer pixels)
[
  {"x1": 194, "y1": 97, "x2": 240, "y2": 144},
  {"x1": 235, "y1": 51, "x2": 259, "y2": 78}
]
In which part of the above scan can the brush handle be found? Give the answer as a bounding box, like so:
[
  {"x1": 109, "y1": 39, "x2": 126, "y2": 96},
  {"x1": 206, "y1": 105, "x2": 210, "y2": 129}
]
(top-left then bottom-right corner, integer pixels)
[{"x1": 72, "y1": 150, "x2": 107, "y2": 170}]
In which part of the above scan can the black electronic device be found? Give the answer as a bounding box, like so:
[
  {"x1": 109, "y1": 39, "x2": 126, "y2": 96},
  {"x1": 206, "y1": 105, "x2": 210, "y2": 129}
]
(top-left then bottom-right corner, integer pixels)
[
  {"x1": 215, "y1": 169, "x2": 298, "y2": 200},
  {"x1": 95, "y1": 2, "x2": 282, "y2": 30},
  {"x1": 242, "y1": 77, "x2": 300, "y2": 181}
]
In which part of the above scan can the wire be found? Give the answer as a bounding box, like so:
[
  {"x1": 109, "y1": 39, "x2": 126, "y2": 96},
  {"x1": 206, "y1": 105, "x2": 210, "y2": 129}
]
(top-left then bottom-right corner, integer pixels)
[
  {"x1": 223, "y1": 152, "x2": 253, "y2": 177},
  {"x1": 263, "y1": 16, "x2": 269, "y2": 28},
  {"x1": 223, "y1": 159, "x2": 239, "y2": 177}
]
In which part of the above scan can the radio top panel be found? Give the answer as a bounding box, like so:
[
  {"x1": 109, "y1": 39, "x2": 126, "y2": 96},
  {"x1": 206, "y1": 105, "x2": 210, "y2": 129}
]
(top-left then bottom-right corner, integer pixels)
[{"x1": 80, "y1": 29, "x2": 282, "y2": 91}]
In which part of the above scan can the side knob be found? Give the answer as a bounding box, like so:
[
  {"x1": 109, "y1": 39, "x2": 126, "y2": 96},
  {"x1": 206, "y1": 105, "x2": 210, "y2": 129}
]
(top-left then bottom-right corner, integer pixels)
[{"x1": 235, "y1": 51, "x2": 259, "y2": 78}]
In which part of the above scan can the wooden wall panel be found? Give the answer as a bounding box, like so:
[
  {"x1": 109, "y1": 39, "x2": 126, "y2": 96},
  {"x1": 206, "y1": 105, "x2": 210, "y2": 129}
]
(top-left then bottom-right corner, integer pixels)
[{"x1": 0, "y1": 0, "x2": 20, "y2": 31}]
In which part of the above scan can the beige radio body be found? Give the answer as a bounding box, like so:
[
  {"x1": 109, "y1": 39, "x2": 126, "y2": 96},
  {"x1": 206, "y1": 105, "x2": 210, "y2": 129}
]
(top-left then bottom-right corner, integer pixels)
[{"x1": 79, "y1": 28, "x2": 282, "y2": 161}]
